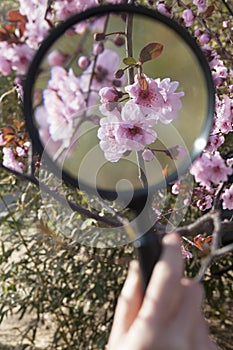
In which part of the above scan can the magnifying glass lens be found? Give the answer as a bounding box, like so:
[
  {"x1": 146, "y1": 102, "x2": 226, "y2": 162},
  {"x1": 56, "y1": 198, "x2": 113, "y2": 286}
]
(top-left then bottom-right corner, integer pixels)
[{"x1": 25, "y1": 5, "x2": 214, "y2": 200}]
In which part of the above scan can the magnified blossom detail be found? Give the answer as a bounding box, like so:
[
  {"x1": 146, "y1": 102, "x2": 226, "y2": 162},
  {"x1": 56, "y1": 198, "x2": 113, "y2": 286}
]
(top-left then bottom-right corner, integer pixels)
[
  {"x1": 35, "y1": 66, "x2": 86, "y2": 147},
  {"x1": 190, "y1": 152, "x2": 233, "y2": 187},
  {"x1": 222, "y1": 184, "x2": 233, "y2": 210},
  {"x1": 97, "y1": 103, "x2": 157, "y2": 162},
  {"x1": 125, "y1": 74, "x2": 184, "y2": 124}
]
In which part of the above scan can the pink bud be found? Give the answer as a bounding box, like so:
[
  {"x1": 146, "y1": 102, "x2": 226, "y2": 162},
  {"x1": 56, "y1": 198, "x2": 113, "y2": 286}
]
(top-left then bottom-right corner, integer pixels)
[
  {"x1": 142, "y1": 149, "x2": 154, "y2": 161},
  {"x1": 199, "y1": 33, "x2": 210, "y2": 44},
  {"x1": 93, "y1": 42, "x2": 104, "y2": 55},
  {"x1": 99, "y1": 87, "x2": 119, "y2": 104},
  {"x1": 78, "y1": 56, "x2": 90, "y2": 70},
  {"x1": 48, "y1": 50, "x2": 66, "y2": 66},
  {"x1": 94, "y1": 32, "x2": 106, "y2": 41},
  {"x1": 195, "y1": 29, "x2": 202, "y2": 37},
  {"x1": 114, "y1": 34, "x2": 125, "y2": 46}
]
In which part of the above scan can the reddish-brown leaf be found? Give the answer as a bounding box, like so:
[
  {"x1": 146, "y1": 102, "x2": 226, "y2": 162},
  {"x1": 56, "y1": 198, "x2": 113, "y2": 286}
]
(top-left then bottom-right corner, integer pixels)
[
  {"x1": 8, "y1": 10, "x2": 26, "y2": 23},
  {"x1": 139, "y1": 42, "x2": 163, "y2": 64},
  {"x1": 2, "y1": 127, "x2": 15, "y2": 136},
  {"x1": 203, "y1": 5, "x2": 215, "y2": 18}
]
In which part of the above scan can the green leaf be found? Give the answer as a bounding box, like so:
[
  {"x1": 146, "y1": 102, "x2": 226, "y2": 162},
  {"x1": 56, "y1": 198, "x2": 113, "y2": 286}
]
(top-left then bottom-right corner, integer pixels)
[
  {"x1": 139, "y1": 42, "x2": 163, "y2": 64},
  {"x1": 123, "y1": 57, "x2": 137, "y2": 66}
]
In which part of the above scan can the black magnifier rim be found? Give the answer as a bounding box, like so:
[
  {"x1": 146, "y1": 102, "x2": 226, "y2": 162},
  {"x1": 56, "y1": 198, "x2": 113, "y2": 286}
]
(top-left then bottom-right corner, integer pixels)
[{"x1": 24, "y1": 3, "x2": 215, "y2": 201}]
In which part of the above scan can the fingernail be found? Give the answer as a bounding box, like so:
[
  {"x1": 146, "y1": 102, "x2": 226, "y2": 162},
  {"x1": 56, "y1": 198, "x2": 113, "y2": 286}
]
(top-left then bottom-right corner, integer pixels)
[{"x1": 163, "y1": 232, "x2": 180, "y2": 245}]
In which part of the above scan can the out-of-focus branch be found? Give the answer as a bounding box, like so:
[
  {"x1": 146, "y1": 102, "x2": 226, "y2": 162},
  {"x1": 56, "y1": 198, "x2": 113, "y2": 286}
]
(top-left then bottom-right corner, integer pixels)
[{"x1": 0, "y1": 164, "x2": 122, "y2": 227}]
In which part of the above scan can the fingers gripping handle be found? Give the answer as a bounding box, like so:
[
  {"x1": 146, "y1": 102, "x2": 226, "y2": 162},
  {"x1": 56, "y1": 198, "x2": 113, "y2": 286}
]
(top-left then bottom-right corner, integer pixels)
[{"x1": 134, "y1": 229, "x2": 162, "y2": 293}]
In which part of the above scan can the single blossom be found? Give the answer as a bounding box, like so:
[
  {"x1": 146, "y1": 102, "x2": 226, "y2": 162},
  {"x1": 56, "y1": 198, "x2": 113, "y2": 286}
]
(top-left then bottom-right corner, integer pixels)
[
  {"x1": 206, "y1": 134, "x2": 225, "y2": 152},
  {"x1": 197, "y1": 194, "x2": 213, "y2": 211},
  {"x1": 181, "y1": 246, "x2": 193, "y2": 259},
  {"x1": 222, "y1": 184, "x2": 233, "y2": 210},
  {"x1": 53, "y1": 0, "x2": 98, "y2": 21},
  {"x1": 80, "y1": 49, "x2": 125, "y2": 106},
  {"x1": 182, "y1": 9, "x2": 195, "y2": 27},
  {"x1": 156, "y1": 1, "x2": 173, "y2": 17},
  {"x1": 98, "y1": 103, "x2": 157, "y2": 162},
  {"x1": 36, "y1": 66, "x2": 86, "y2": 147},
  {"x1": 2, "y1": 147, "x2": 24, "y2": 173},
  {"x1": 193, "y1": 0, "x2": 207, "y2": 13},
  {"x1": 99, "y1": 87, "x2": 121, "y2": 104},
  {"x1": 11, "y1": 44, "x2": 35, "y2": 75},
  {"x1": 142, "y1": 149, "x2": 154, "y2": 162},
  {"x1": 125, "y1": 75, "x2": 184, "y2": 124},
  {"x1": 48, "y1": 50, "x2": 67, "y2": 66}
]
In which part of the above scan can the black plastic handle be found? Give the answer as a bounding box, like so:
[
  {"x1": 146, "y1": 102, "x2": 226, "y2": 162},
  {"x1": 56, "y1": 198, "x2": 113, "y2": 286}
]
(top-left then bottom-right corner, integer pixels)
[{"x1": 134, "y1": 228, "x2": 162, "y2": 293}]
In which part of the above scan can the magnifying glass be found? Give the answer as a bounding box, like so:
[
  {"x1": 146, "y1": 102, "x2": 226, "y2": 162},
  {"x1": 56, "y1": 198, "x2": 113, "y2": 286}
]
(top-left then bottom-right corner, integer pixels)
[{"x1": 24, "y1": 4, "x2": 215, "y2": 291}]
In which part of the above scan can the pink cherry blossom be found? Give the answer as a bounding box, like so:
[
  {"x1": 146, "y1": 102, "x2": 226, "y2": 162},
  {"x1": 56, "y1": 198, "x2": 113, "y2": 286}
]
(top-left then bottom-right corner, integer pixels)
[
  {"x1": 125, "y1": 75, "x2": 164, "y2": 111},
  {"x1": 36, "y1": 66, "x2": 86, "y2": 147},
  {"x1": 209, "y1": 56, "x2": 228, "y2": 87},
  {"x1": 181, "y1": 246, "x2": 193, "y2": 259},
  {"x1": 78, "y1": 56, "x2": 90, "y2": 70},
  {"x1": 80, "y1": 49, "x2": 125, "y2": 104},
  {"x1": 199, "y1": 33, "x2": 210, "y2": 44},
  {"x1": 157, "y1": 78, "x2": 184, "y2": 123},
  {"x1": 19, "y1": 0, "x2": 51, "y2": 49},
  {"x1": 11, "y1": 44, "x2": 35, "y2": 75},
  {"x1": 215, "y1": 95, "x2": 233, "y2": 134},
  {"x1": 48, "y1": 50, "x2": 67, "y2": 66},
  {"x1": 53, "y1": 0, "x2": 98, "y2": 21},
  {"x1": 171, "y1": 180, "x2": 181, "y2": 195},
  {"x1": 222, "y1": 184, "x2": 233, "y2": 210},
  {"x1": 182, "y1": 9, "x2": 195, "y2": 27},
  {"x1": 167, "y1": 145, "x2": 187, "y2": 160},
  {"x1": 142, "y1": 149, "x2": 154, "y2": 162},
  {"x1": 206, "y1": 134, "x2": 225, "y2": 152},
  {"x1": 0, "y1": 134, "x2": 6, "y2": 146},
  {"x1": 197, "y1": 194, "x2": 213, "y2": 211},
  {"x1": 0, "y1": 42, "x2": 14, "y2": 76},
  {"x1": 193, "y1": 0, "x2": 207, "y2": 13},
  {"x1": 99, "y1": 87, "x2": 120, "y2": 104},
  {"x1": 125, "y1": 75, "x2": 184, "y2": 124},
  {"x1": 98, "y1": 103, "x2": 157, "y2": 162},
  {"x1": 190, "y1": 152, "x2": 233, "y2": 187},
  {"x1": 156, "y1": 2, "x2": 173, "y2": 18},
  {"x1": 2, "y1": 147, "x2": 24, "y2": 173}
]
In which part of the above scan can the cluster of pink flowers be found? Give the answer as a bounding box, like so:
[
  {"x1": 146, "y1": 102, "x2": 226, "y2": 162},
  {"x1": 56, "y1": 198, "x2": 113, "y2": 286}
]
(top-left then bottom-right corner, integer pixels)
[
  {"x1": 2, "y1": 141, "x2": 30, "y2": 174},
  {"x1": 98, "y1": 103, "x2": 157, "y2": 162},
  {"x1": 190, "y1": 151, "x2": 232, "y2": 210},
  {"x1": 97, "y1": 74, "x2": 184, "y2": 162},
  {"x1": 35, "y1": 66, "x2": 86, "y2": 148}
]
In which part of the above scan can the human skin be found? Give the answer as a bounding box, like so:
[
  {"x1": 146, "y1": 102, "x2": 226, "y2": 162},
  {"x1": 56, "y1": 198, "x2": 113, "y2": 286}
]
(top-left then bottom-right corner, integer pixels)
[{"x1": 107, "y1": 232, "x2": 219, "y2": 350}]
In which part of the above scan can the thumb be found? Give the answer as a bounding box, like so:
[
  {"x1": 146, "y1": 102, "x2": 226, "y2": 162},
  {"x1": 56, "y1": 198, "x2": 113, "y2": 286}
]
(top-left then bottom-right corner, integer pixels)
[{"x1": 108, "y1": 261, "x2": 143, "y2": 348}]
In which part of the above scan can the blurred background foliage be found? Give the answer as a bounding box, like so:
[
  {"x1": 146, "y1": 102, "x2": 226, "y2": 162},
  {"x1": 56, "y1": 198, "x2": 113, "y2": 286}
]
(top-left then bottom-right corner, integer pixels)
[{"x1": 0, "y1": 0, "x2": 233, "y2": 349}]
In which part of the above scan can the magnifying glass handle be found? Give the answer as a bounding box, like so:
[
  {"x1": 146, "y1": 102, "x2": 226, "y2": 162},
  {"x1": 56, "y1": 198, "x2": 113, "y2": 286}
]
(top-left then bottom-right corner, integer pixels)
[{"x1": 135, "y1": 229, "x2": 162, "y2": 293}]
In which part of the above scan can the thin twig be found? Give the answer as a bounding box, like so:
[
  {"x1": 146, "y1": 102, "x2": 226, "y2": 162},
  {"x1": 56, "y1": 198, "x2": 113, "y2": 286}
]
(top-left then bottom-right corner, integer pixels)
[{"x1": 0, "y1": 164, "x2": 122, "y2": 227}]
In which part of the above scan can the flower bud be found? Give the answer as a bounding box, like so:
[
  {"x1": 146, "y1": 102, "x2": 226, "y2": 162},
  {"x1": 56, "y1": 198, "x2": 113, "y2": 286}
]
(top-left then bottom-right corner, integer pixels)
[
  {"x1": 48, "y1": 50, "x2": 66, "y2": 66},
  {"x1": 99, "y1": 87, "x2": 119, "y2": 104},
  {"x1": 113, "y1": 34, "x2": 125, "y2": 47},
  {"x1": 114, "y1": 69, "x2": 124, "y2": 79},
  {"x1": 78, "y1": 56, "x2": 90, "y2": 70},
  {"x1": 199, "y1": 33, "x2": 210, "y2": 44},
  {"x1": 94, "y1": 32, "x2": 106, "y2": 41},
  {"x1": 142, "y1": 149, "x2": 154, "y2": 162},
  {"x1": 93, "y1": 42, "x2": 104, "y2": 55}
]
